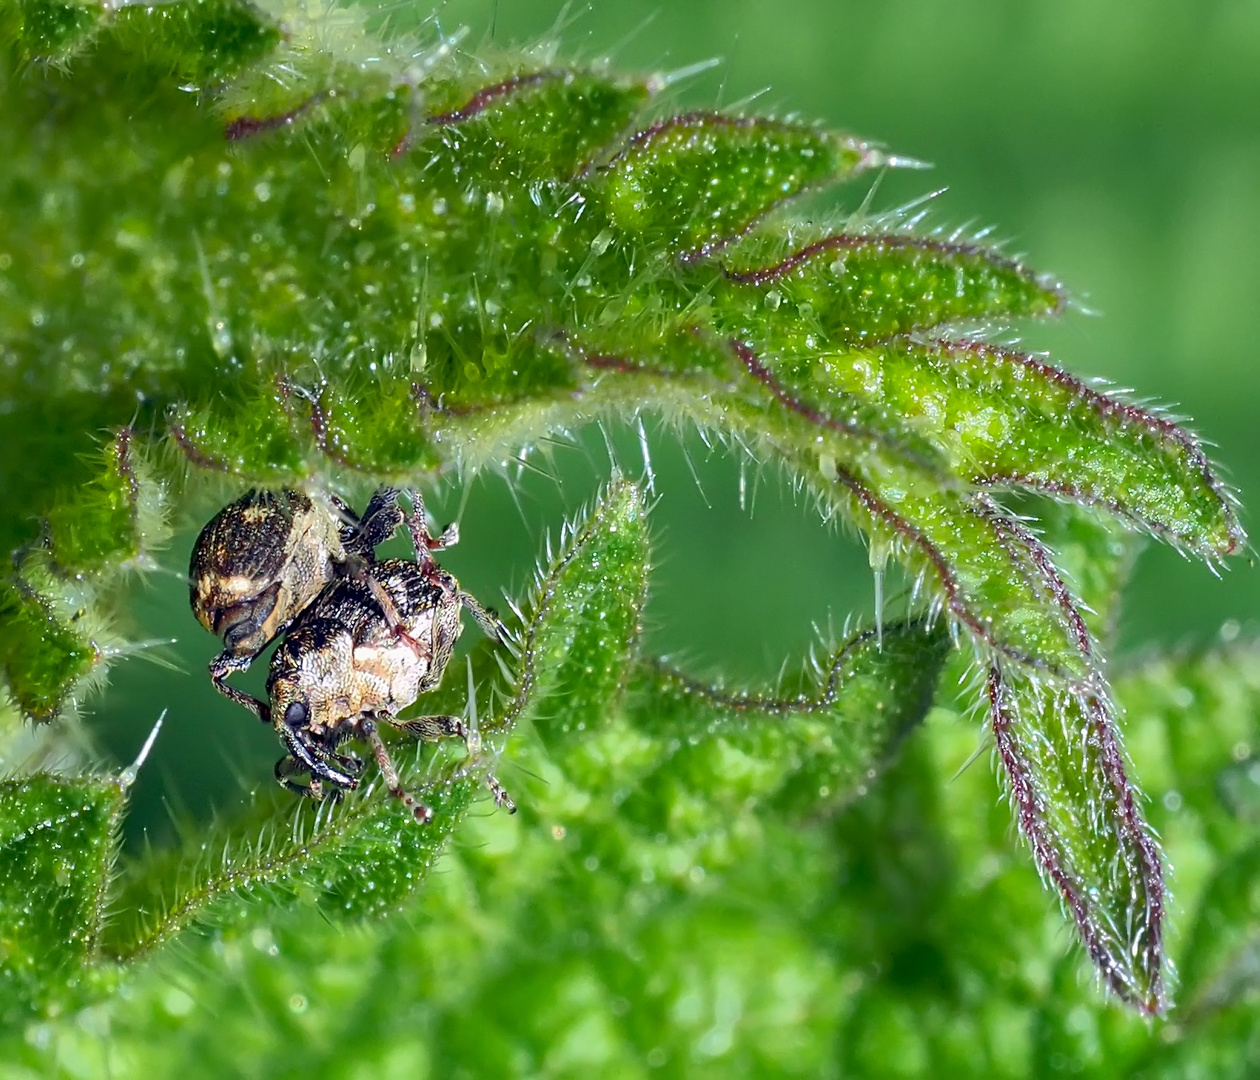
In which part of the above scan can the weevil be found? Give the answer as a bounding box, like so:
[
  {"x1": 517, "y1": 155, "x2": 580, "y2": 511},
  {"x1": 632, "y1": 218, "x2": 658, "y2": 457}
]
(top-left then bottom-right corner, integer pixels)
[
  {"x1": 264, "y1": 501, "x2": 511, "y2": 821},
  {"x1": 189, "y1": 487, "x2": 432, "y2": 715}
]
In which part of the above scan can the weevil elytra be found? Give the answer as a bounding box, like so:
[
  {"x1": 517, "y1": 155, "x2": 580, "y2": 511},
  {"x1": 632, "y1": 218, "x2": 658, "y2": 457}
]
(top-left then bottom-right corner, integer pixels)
[{"x1": 189, "y1": 487, "x2": 411, "y2": 715}]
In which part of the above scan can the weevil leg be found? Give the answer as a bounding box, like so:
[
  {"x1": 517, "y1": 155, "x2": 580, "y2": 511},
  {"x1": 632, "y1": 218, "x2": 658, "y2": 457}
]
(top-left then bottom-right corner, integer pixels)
[
  {"x1": 209, "y1": 652, "x2": 271, "y2": 723},
  {"x1": 362, "y1": 716, "x2": 435, "y2": 824},
  {"x1": 275, "y1": 755, "x2": 329, "y2": 800},
  {"x1": 391, "y1": 713, "x2": 470, "y2": 744},
  {"x1": 401, "y1": 489, "x2": 459, "y2": 560},
  {"x1": 330, "y1": 749, "x2": 364, "y2": 777},
  {"x1": 327, "y1": 492, "x2": 361, "y2": 549},
  {"x1": 459, "y1": 591, "x2": 508, "y2": 643},
  {"x1": 485, "y1": 772, "x2": 517, "y2": 814},
  {"x1": 346, "y1": 487, "x2": 405, "y2": 555},
  {"x1": 386, "y1": 714, "x2": 515, "y2": 813}
]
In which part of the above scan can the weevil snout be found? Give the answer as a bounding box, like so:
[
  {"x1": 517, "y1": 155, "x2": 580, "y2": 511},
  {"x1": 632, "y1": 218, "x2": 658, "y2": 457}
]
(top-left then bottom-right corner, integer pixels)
[{"x1": 211, "y1": 582, "x2": 283, "y2": 656}]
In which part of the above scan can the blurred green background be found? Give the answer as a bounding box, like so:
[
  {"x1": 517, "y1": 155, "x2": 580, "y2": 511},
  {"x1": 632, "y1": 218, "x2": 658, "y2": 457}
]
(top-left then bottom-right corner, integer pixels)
[{"x1": 94, "y1": 0, "x2": 1260, "y2": 845}]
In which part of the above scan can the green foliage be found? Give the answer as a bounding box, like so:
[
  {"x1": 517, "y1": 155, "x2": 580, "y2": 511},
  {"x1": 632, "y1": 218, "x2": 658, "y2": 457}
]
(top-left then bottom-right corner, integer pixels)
[
  {"x1": 0, "y1": 0, "x2": 1252, "y2": 1069},
  {"x1": 0, "y1": 773, "x2": 124, "y2": 1024},
  {"x1": 6, "y1": 641, "x2": 1260, "y2": 1076}
]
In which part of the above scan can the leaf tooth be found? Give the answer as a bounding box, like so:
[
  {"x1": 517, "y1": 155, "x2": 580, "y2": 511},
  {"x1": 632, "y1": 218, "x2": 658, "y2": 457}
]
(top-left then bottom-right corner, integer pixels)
[
  {"x1": 979, "y1": 502, "x2": 1167, "y2": 1012},
  {"x1": 729, "y1": 339, "x2": 949, "y2": 476},
  {"x1": 597, "y1": 112, "x2": 875, "y2": 260},
  {"x1": 931, "y1": 338, "x2": 1244, "y2": 557},
  {"x1": 427, "y1": 71, "x2": 568, "y2": 127},
  {"x1": 989, "y1": 665, "x2": 1168, "y2": 1015},
  {"x1": 721, "y1": 230, "x2": 1067, "y2": 339},
  {"x1": 627, "y1": 620, "x2": 950, "y2": 819}
]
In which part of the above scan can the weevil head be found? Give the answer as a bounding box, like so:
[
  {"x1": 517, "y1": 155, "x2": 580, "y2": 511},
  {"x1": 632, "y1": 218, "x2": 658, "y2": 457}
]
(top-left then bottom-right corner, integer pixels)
[{"x1": 190, "y1": 488, "x2": 340, "y2": 659}]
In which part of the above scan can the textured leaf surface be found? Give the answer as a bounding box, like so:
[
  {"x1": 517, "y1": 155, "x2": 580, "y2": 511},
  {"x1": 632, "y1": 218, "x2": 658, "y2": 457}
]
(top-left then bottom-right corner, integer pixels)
[
  {"x1": 0, "y1": 0, "x2": 1246, "y2": 1031},
  {"x1": 0, "y1": 774, "x2": 123, "y2": 1023},
  {"x1": 626, "y1": 622, "x2": 950, "y2": 820},
  {"x1": 9, "y1": 642, "x2": 1260, "y2": 1076}
]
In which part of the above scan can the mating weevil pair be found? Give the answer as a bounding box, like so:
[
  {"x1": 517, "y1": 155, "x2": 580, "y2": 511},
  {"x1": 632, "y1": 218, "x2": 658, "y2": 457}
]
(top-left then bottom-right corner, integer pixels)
[{"x1": 189, "y1": 487, "x2": 512, "y2": 822}]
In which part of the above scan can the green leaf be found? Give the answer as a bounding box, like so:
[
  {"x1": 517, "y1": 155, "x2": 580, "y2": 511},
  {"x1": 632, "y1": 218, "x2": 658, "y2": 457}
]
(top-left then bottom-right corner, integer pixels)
[
  {"x1": 44, "y1": 427, "x2": 165, "y2": 573},
  {"x1": 989, "y1": 667, "x2": 1166, "y2": 1014},
  {"x1": 0, "y1": 773, "x2": 124, "y2": 1023},
  {"x1": 509, "y1": 479, "x2": 651, "y2": 742},
  {"x1": 108, "y1": 0, "x2": 280, "y2": 85},
  {"x1": 0, "y1": 0, "x2": 1246, "y2": 1018},
  {"x1": 3, "y1": 0, "x2": 100, "y2": 64},
  {"x1": 597, "y1": 114, "x2": 875, "y2": 259},
  {"x1": 0, "y1": 566, "x2": 98, "y2": 722},
  {"x1": 720, "y1": 229, "x2": 1066, "y2": 342},
  {"x1": 625, "y1": 621, "x2": 951, "y2": 820},
  {"x1": 972, "y1": 502, "x2": 1167, "y2": 1014},
  {"x1": 426, "y1": 69, "x2": 652, "y2": 179}
]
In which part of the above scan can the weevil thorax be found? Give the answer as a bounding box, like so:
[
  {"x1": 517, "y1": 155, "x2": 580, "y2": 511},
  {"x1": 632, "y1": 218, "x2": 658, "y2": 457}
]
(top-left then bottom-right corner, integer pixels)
[
  {"x1": 268, "y1": 617, "x2": 360, "y2": 742},
  {"x1": 189, "y1": 488, "x2": 344, "y2": 659}
]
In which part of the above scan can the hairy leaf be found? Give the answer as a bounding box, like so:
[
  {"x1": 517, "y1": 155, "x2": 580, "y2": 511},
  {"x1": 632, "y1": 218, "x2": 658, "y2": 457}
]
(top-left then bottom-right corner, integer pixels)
[
  {"x1": 0, "y1": 0, "x2": 1245, "y2": 1019},
  {"x1": 625, "y1": 621, "x2": 950, "y2": 821},
  {"x1": 0, "y1": 774, "x2": 124, "y2": 1023}
]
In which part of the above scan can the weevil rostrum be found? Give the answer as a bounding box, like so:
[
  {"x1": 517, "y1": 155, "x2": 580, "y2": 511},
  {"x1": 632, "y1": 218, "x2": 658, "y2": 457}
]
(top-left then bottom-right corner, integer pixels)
[{"x1": 189, "y1": 487, "x2": 510, "y2": 820}]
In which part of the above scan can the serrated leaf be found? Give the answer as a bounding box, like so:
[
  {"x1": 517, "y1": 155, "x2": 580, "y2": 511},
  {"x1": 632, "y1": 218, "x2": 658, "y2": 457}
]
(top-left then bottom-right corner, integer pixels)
[
  {"x1": 108, "y1": 0, "x2": 279, "y2": 84},
  {"x1": 596, "y1": 114, "x2": 874, "y2": 259},
  {"x1": 426, "y1": 69, "x2": 651, "y2": 178},
  {"x1": 0, "y1": 0, "x2": 1246, "y2": 1018},
  {"x1": 43, "y1": 427, "x2": 153, "y2": 573},
  {"x1": 170, "y1": 379, "x2": 307, "y2": 480},
  {"x1": 720, "y1": 230, "x2": 1066, "y2": 342},
  {"x1": 4, "y1": 0, "x2": 100, "y2": 63},
  {"x1": 0, "y1": 571, "x2": 97, "y2": 721},
  {"x1": 511, "y1": 479, "x2": 650, "y2": 741},
  {"x1": 625, "y1": 621, "x2": 950, "y2": 821},
  {"x1": 989, "y1": 666, "x2": 1166, "y2": 1014},
  {"x1": 307, "y1": 372, "x2": 443, "y2": 476}
]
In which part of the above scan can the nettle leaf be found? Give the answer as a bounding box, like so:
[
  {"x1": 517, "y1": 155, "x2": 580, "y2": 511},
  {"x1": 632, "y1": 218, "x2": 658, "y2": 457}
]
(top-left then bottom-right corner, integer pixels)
[
  {"x1": 0, "y1": 0, "x2": 1245, "y2": 1020},
  {"x1": 623, "y1": 622, "x2": 950, "y2": 823},
  {"x1": 0, "y1": 774, "x2": 125, "y2": 1023},
  {"x1": 508, "y1": 479, "x2": 651, "y2": 742}
]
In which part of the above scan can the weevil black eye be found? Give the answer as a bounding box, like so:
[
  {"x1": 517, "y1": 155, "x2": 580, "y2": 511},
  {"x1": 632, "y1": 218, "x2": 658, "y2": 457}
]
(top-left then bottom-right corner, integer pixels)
[{"x1": 284, "y1": 701, "x2": 309, "y2": 728}]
